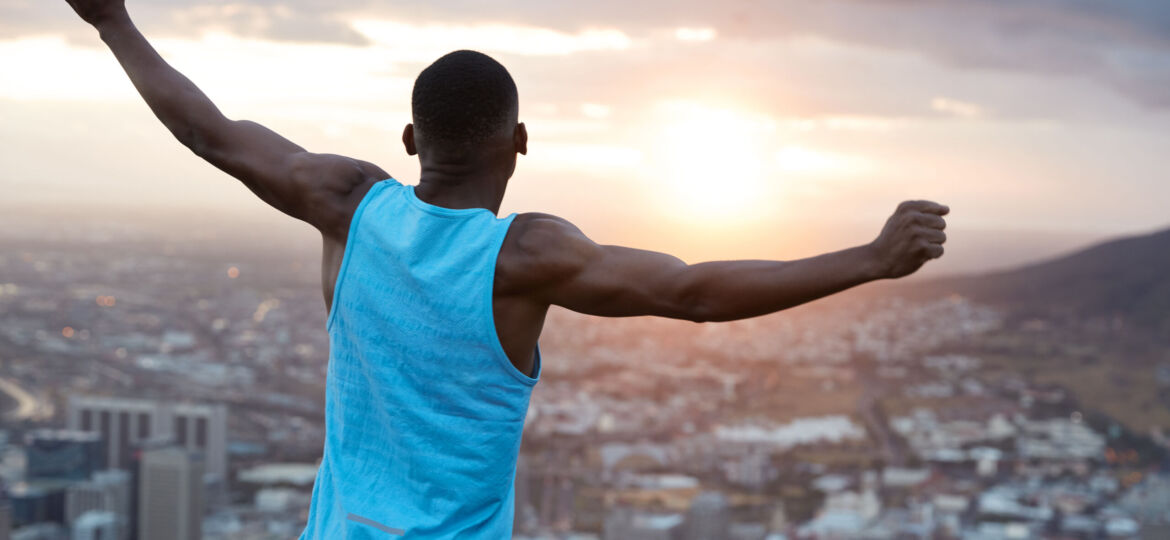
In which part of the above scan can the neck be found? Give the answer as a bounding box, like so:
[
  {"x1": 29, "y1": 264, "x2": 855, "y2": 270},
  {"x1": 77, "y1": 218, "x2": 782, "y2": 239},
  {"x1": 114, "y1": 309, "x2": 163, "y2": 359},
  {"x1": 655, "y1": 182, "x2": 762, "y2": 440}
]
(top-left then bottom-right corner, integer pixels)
[{"x1": 414, "y1": 160, "x2": 509, "y2": 215}]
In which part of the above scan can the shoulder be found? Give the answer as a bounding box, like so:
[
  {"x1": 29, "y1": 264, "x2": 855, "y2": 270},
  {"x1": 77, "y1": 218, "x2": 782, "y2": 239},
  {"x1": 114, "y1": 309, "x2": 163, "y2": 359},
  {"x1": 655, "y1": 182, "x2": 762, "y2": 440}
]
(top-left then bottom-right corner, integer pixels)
[
  {"x1": 288, "y1": 153, "x2": 391, "y2": 238},
  {"x1": 505, "y1": 213, "x2": 595, "y2": 260},
  {"x1": 496, "y1": 213, "x2": 600, "y2": 295},
  {"x1": 288, "y1": 153, "x2": 388, "y2": 193}
]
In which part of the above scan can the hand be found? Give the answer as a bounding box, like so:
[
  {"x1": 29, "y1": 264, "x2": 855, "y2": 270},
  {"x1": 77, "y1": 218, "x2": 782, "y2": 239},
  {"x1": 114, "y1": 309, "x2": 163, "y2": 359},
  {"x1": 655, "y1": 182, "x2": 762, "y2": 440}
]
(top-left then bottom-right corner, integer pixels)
[
  {"x1": 64, "y1": 0, "x2": 127, "y2": 27},
  {"x1": 869, "y1": 200, "x2": 949, "y2": 279}
]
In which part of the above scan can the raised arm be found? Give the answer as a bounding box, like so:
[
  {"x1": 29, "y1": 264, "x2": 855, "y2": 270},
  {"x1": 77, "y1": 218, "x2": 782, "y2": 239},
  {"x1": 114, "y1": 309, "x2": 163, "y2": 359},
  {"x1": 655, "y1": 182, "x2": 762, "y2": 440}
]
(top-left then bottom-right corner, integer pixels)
[
  {"x1": 65, "y1": 0, "x2": 388, "y2": 237},
  {"x1": 496, "y1": 201, "x2": 948, "y2": 323}
]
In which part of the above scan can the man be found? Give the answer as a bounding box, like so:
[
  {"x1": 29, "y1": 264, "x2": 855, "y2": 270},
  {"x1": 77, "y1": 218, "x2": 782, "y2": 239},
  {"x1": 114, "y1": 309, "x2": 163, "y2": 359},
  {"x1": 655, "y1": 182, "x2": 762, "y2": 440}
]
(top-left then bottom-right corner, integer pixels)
[{"x1": 65, "y1": 1, "x2": 948, "y2": 538}]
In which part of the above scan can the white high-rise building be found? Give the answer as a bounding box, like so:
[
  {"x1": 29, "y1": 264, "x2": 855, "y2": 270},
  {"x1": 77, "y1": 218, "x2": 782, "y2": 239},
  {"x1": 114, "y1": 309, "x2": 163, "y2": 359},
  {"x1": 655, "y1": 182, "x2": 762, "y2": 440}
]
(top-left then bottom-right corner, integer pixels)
[
  {"x1": 64, "y1": 396, "x2": 227, "y2": 485},
  {"x1": 72, "y1": 511, "x2": 117, "y2": 540},
  {"x1": 65, "y1": 471, "x2": 129, "y2": 540},
  {"x1": 137, "y1": 446, "x2": 203, "y2": 540}
]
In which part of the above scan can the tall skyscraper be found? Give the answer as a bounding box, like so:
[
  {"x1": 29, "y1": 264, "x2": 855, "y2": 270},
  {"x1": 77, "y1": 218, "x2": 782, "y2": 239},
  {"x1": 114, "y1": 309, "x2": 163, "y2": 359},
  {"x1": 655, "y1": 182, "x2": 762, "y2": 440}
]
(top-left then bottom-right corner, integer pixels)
[
  {"x1": 23, "y1": 431, "x2": 104, "y2": 483},
  {"x1": 136, "y1": 446, "x2": 202, "y2": 540},
  {"x1": 65, "y1": 397, "x2": 227, "y2": 485}
]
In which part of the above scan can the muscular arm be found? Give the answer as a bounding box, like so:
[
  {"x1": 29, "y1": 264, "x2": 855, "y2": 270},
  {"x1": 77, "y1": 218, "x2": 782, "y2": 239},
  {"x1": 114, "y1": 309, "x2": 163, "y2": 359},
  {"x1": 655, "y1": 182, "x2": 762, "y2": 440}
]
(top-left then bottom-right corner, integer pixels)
[
  {"x1": 66, "y1": 0, "x2": 387, "y2": 237},
  {"x1": 498, "y1": 201, "x2": 948, "y2": 323}
]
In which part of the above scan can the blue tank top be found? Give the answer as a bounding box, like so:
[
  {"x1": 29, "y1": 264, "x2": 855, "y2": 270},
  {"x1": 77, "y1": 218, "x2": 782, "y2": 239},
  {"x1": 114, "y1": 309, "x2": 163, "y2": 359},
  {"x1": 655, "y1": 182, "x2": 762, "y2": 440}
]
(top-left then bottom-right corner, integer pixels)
[{"x1": 299, "y1": 179, "x2": 541, "y2": 539}]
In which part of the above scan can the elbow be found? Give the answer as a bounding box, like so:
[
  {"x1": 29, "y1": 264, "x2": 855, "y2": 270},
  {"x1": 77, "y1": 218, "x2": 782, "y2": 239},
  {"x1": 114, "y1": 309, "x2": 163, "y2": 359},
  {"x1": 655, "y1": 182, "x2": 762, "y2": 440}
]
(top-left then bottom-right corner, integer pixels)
[
  {"x1": 172, "y1": 125, "x2": 209, "y2": 157},
  {"x1": 680, "y1": 297, "x2": 716, "y2": 323},
  {"x1": 684, "y1": 306, "x2": 733, "y2": 324},
  {"x1": 671, "y1": 269, "x2": 719, "y2": 324},
  {"x1": 169, "y1": 113, "x2": 228, "y2": 158},
  {"x1": 686, "y1": 313, "x2": 713, "y2": 324}
]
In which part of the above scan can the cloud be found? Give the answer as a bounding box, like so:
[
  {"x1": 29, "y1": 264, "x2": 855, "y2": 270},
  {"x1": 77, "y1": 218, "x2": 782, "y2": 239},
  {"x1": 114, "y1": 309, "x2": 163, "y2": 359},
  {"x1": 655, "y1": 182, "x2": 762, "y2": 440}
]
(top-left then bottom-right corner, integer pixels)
[
  {"x1": 775, "y1": 146, "x2": 874, "y2": 177},
  {"x1": 167, "y1": 4, "x2": 370, "y2": 45},
  {"x1": 1, "y1": 1, "x2": 369, "y2": 45},
  {"x1": 6, "y1": 0, "x2": 1170, "y2": 111},
  {"x1": 931, "y1": 97, "x2": 983, "y2": 119},
  {"x1": 350, "y1": 20, "x2": 631, "y2": 56},
  {"x1": 757, "y1": 0, "x2": 1170, "y2": 109}
]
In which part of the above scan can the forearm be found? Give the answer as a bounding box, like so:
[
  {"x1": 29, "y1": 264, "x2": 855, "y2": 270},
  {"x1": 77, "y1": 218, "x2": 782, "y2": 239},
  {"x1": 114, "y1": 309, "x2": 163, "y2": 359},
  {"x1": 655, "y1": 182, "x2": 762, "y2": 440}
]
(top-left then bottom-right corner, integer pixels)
[
  {"x1": 95, "y1": 11, "x2": 226, "y2": 153},
  {"x1": 681, "y1": 244, "x2": 885, "y2": 322}
]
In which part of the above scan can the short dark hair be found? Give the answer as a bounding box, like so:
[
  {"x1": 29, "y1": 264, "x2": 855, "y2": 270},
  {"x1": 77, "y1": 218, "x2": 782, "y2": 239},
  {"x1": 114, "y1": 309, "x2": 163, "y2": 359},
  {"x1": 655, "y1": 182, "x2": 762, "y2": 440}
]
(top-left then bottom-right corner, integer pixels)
[{"x1": 411, "y1": 50, "x2": 519, "y2": 147}]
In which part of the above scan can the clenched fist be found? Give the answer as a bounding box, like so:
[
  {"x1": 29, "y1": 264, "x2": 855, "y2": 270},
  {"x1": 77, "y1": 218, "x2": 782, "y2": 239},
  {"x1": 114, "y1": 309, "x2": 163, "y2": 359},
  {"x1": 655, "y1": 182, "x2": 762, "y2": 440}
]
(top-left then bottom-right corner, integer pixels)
[
  {"x1": 869, "y1": 200, "x2": 949, "y2": 279},
  {"x1": 65, "y1": 0, "x2": 127, "y2": 27}
]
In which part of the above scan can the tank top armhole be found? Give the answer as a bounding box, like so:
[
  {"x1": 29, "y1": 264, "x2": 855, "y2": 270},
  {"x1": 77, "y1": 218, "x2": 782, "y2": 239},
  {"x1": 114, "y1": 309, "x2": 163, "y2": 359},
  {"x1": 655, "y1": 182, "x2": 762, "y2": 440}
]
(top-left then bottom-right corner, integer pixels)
[
  {"x1": 325, "y1": 180, "x2": 393, "y2": 332},
  {"x1": 530, "y1": 344, "x2": 543, "y2": 380},
  {"x1": 484, "y1": 213, "x2": 541, "y2": 386}
]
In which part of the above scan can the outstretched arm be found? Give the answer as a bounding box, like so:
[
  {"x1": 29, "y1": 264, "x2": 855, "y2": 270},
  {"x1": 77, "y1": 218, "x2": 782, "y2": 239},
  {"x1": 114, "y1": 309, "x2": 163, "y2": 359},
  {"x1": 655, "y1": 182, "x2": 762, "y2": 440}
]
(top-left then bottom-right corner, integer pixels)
[
  {"x1": 65, "y1": 0, "x2": 387, "y2": 237},
  {"x1": 497, "y1": 201, "x2": 948, "y2": 323}
]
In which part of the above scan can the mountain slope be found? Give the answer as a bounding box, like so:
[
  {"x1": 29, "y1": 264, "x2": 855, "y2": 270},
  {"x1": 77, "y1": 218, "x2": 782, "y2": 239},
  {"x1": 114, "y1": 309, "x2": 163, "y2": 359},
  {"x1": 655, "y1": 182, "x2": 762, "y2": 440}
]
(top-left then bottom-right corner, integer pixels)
[{"x1": 915, "y1": 226, "x2": 1170, "y2": 332}]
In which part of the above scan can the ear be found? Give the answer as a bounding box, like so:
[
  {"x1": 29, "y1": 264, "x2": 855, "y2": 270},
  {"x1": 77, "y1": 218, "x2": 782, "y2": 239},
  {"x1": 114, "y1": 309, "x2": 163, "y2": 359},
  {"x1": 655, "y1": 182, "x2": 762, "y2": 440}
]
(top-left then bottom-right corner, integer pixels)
[
  {"x1": 402, "y1": 124, "x2": 417, "y2": 156},
  {"x1": 514, "y1": 122, "x2": 528, "y2": 156}
]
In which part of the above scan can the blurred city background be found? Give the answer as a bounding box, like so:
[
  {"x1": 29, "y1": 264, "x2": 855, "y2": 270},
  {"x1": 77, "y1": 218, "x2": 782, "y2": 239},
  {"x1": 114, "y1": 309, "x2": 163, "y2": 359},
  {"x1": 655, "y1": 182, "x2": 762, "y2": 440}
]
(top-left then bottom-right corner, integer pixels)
[{"x1": 1, "y1": 0, "x2": 1169, "y2": 539}]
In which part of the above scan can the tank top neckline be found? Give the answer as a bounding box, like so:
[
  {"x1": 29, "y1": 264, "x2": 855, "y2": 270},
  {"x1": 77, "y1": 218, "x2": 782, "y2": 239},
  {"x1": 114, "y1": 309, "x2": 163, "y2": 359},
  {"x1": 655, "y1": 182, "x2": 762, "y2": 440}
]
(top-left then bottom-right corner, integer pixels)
[{"x1": 406, "y1": 184, "x2": 497, "y2": 218}]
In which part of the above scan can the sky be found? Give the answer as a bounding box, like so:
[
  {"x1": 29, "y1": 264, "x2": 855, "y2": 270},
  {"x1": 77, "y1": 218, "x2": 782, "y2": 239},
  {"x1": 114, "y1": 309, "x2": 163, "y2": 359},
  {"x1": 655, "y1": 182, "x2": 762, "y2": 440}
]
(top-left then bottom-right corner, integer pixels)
[{"x1": 2, "y1": 0, "x2": 1169, "y2": 274}]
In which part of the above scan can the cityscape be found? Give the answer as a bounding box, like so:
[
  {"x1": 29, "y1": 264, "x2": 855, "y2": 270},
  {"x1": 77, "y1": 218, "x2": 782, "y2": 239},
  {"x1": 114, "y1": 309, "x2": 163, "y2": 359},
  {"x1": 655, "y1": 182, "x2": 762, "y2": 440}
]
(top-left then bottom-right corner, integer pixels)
[
  {"x1": 4, "y1": 0, "x2": 1170, "y2": 537},
  {"x1": 0, "y1": 212, "x2": 1168, "y2": 540}
]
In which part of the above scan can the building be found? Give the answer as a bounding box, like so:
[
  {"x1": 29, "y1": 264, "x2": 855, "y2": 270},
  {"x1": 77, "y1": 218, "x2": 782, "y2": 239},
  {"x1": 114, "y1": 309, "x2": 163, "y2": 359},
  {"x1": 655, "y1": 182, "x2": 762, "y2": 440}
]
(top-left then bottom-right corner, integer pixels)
[
  {"x1": 513, "y1": 455, "x2": 532, "y2": 533},
  {"x1": 65, "y1": 397, "x2": 227, "y2": 485},
  {"x1": 604, "y1": 509, "x2": 685, "y2": 540},
  {"x1": 7, "y1": 484, "x2": 66, "y2": 531},
  {"x1": 71, "y1": 512, "x2": 116, "y2": 540},
  {"x1": 0, "y1": 485, "x2": 11, "y2": 540},
  {"x1": 685, "y1": 492, "x2": 730, "y2": 540},
  {"x1": 23, "y1": 431, "x2": 103, "y2": 483},
  {"x1": 9, "y1": 523, "x2": 66, "y2": 540},
  {"x1": 136, "y1": 446, "x2": 202, "y2": 540},
  {"x1": 64, "y1": 471, "x2": 129, "y2": 540}
]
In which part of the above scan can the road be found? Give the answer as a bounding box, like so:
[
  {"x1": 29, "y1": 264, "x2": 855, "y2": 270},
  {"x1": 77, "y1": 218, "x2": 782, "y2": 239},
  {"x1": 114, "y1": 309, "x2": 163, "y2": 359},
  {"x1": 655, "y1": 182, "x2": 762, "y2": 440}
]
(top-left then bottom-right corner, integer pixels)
[{"x1": 0, "y1": 376, "x2": 53, "y2": 422}]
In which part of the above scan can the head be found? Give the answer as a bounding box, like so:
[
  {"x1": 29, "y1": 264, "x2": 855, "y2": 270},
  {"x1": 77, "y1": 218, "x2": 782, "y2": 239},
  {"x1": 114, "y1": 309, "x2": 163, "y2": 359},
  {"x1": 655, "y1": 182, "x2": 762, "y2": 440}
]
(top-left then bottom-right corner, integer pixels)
[{"x1": 404, "y1": 50, "x2": 527, "y2": 177}]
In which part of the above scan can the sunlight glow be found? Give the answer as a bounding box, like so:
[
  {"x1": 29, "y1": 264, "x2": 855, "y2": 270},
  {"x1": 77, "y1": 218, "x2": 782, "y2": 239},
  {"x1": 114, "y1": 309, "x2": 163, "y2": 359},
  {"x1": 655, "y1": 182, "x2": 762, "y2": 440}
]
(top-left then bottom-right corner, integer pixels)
[
  {"x1": 675, "y1": 27, "x2": 717, "y2": 42},
  {"x1": 0, "y1": 36, "x2": 129, "y2": 101},
  {"x1": 776, "y1": 146, "x2": 874, "y2": 177},
  {"x1": 529, "y1": 143, "x2": 643, "y2": 171},
  {"x1": 581, "y1": 103, "x2": 612, "y2": 119},
  {"x1": 786, "y1": 115, "x2": 900, "y2": 133},
  {"x1": 648, "y1": 101, "x2": 777, "y2": 221}
]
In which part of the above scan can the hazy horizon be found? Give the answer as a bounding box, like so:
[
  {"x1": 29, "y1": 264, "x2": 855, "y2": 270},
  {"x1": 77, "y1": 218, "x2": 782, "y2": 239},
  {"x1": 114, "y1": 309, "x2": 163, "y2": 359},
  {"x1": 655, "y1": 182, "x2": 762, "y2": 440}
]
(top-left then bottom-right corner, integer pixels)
[{"x1": 0, "y1": 197, "x2": 1150, "y2": 280}]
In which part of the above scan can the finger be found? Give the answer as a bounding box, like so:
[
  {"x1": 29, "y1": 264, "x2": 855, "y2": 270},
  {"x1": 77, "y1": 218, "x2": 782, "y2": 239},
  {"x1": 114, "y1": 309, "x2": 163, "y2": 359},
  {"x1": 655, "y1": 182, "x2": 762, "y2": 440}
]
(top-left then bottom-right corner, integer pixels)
[
  {"x1": 917, "y1": 228, "x2": 947, "y2": 244},
  {"x1": 923, "y1": 202, "x2": 950, "y2": 216},
  {"x1": 924, "y1": 243, "x2": 945, "y2": 259},
  {"x1": 899, "y1": 200, "x2": 949, "y2": 216},
  {"x1": 914, "y1": 213, "x2": 947, "y2": 230}
]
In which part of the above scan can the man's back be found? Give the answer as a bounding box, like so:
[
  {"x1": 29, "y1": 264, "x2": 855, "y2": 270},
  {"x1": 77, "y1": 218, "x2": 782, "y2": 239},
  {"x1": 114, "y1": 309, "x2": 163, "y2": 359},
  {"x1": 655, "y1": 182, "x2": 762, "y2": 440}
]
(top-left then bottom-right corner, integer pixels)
[{"x1": 304, "y1": 179, "x2": 540, "y2": 539}]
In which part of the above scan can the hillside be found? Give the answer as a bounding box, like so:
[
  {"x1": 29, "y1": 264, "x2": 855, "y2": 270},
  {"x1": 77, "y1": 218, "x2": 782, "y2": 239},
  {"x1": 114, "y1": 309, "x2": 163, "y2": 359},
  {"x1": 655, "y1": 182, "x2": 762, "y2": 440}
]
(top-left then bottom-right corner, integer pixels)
[{"x1": 910, "y1": 226, "x2": 1170, "y2": 333}]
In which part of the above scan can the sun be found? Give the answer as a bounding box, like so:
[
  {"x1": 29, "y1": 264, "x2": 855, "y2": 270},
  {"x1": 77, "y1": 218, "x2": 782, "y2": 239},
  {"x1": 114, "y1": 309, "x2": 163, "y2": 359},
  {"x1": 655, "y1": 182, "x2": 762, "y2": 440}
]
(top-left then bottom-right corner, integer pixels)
[{"x1": 647, "y1": 101, "x2": 776, "y2": 222}]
